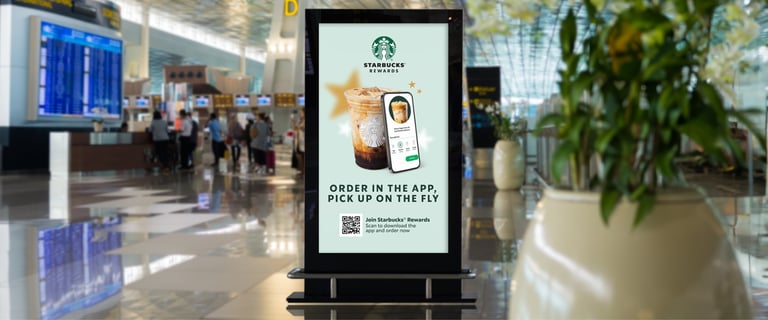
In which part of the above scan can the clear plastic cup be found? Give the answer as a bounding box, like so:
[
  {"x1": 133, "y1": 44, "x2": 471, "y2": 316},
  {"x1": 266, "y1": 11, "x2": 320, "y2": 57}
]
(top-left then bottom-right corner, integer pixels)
[{"x1": 344, "y1": 87, "x2": 392, "y2": 169}]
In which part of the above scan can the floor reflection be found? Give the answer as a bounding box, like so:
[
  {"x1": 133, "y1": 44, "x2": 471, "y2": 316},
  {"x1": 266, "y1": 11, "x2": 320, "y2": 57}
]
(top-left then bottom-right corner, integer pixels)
[{"x1": 3, "y1": 160, "x2": 768, "y2": 318}]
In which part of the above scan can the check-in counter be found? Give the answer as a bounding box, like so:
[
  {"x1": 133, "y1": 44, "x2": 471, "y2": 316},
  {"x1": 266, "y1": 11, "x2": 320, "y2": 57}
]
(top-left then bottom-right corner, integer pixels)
[{"x1": 50, "y1": 132, "x2": 153, "y2": 176}]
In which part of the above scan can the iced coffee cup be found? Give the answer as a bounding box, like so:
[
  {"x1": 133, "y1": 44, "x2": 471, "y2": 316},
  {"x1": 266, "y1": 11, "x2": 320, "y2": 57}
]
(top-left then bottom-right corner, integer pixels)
[
  {"x1": 391, "y1": 100, "x2": 408, "y2": 124},
  {"x1": 344, "y1": 87, "x2": 391, "y2": 169}
]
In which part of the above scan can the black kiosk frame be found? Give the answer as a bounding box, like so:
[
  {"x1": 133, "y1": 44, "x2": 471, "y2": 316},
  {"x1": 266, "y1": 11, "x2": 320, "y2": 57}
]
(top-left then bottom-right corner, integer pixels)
[{"x1": 287, "y1": 9, "x2": 472, "y2": 303}]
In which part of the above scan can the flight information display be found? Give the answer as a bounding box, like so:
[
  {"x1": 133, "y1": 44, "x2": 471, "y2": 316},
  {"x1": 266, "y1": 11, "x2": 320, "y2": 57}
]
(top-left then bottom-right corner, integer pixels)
[
  {"x1": 37, "y1": 217, "x2": 123, "y2": 320},
  {"x1": 35, "y1": 20, "x2": 122, "y2": 119}
]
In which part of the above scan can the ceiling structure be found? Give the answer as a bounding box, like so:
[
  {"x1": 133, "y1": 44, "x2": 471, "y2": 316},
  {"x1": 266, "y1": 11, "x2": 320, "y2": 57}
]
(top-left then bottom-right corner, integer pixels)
[{"x1": 118, "y1": 0, "x2": 768, "y2": 102}]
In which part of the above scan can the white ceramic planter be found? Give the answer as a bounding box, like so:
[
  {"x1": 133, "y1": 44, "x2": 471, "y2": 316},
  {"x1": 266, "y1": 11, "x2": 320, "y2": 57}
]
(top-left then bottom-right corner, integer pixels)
[
  {"x1": 493, "y1": 190, "x2": 526, "y2": 241},
  {"x1": 493, "y1": 140, "x2": 525, "y2": 190},
  {"x1": 509, "y1": 188, "x2": 752, "y2": 319}
]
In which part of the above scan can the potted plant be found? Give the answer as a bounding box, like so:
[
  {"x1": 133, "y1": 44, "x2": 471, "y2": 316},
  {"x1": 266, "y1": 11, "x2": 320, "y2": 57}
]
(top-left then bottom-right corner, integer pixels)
[
  {"x1": 468, "y1": 0, "x2": 765, "y2": 318},
  {"x1": 485, "y1": 102, "x2": 526, "y2": 189}
]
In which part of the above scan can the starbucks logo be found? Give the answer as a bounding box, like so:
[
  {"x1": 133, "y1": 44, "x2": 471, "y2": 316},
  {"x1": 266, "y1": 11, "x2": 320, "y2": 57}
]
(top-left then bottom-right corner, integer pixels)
[
  {"x1": 371, "y1": 36, "x2": 396, "y2": 62},
  {"x1": 359, "y1": 115, "x2": 386, "y2": 148}
]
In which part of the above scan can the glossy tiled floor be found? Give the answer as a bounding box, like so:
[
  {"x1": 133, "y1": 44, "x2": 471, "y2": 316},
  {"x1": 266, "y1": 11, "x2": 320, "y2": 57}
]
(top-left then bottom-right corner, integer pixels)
[{"x1": 1, "y1": 151, "x2": 768, "y2": 319}]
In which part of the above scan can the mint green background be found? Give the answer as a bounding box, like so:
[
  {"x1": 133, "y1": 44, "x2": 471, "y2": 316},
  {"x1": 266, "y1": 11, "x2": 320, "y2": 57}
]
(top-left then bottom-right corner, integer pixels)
[{"x1": 318, "y1": 23, "x2": 449, "y2": 253}]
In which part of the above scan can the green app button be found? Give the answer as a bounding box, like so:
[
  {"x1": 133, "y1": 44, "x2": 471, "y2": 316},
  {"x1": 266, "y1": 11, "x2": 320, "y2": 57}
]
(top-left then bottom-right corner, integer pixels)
[{"x1": 406, "y1": 155, "x2": 419, "y2": 162}]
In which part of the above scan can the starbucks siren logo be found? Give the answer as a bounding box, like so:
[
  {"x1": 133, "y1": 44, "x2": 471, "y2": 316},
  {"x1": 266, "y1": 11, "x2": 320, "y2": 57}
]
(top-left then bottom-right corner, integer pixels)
[
  {"x1": 371, "y1": 36, "x2": 396, "y2": 61},
  {"x1": 364, "y1": 36, "x2": 404, "y2": 73}
]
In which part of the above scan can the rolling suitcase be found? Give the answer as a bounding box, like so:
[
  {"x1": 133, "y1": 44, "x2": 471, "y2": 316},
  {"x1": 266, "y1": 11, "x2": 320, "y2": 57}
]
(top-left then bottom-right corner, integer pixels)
[{"x1": 266, "y1": 149, "x2": 276, "y2": 174}]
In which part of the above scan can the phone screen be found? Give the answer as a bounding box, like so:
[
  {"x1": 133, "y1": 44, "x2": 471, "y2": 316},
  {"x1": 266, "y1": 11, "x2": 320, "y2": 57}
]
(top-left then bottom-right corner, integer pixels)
[{"x1": 382, "y1": 92, "x2": 420, "y2": 173}]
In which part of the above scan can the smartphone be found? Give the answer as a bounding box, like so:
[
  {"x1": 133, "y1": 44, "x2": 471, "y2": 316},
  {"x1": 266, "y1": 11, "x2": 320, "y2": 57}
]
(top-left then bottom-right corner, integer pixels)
[{"x1": 381, "y1": 92, "x2": 420, "y2": 173}]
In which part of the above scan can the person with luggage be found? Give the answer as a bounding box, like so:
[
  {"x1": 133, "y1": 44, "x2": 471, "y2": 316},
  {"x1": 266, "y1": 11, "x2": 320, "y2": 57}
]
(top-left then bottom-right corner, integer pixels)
[
  {"x1": 178, "y1": 110, "x2": 194, "y2": 170},
  {"x1": 148, "y1": 110, "x2": 171, "y2": 171},
  {"x1": 249, "y1": 112, "x2": 270, "y2": 174},
  {"x1": 207, "y1": 111, "x2": 225, "y2": 168},
  {"x1": 294, "y1": 108, "x2": 305, "y2": 177},
  {"x1": 265, "y1": 114, "x2": 275, "y2": 174},
  {"x1": 244, "y1": 114, "x2": 255, "y2": 166},
  {"x1": 228, "y1": 114, "x2": 245, "y2": 169}
]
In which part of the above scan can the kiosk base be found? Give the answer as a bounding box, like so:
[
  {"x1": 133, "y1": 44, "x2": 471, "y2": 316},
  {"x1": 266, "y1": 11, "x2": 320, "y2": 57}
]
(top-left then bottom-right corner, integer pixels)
[
  {"x1": 286, "y1": 268, "x2": 477, "y2": 304},
  {"x1": 287, "y1": 303, "x2": 477, "y2": 320},
  {"x1": 286, "y1": 291, "x2": 477, "y2": 303}
]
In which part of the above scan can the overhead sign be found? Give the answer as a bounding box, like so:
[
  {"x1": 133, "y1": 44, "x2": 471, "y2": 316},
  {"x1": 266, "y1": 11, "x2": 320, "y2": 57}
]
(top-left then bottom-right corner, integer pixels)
[
  {"x1": 284, "y1": 0, "x2": 297, "y2": 16},
  {"x1": 3, "y1": 0, "x2": 121, "y2": 30}
]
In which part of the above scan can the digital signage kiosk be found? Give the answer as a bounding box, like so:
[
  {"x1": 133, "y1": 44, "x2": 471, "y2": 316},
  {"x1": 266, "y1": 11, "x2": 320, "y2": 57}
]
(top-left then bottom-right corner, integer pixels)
[{"x1": 289, "y1": 9, "x2": 471, "y2": 303}]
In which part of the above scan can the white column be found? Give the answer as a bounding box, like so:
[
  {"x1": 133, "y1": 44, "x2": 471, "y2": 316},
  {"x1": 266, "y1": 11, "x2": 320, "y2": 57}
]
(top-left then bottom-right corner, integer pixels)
[
  {"x1": 0, "y1": 223, "x2": 9, "y2": 320},
  {"x1": 138, "y1": 2, "x2": 150, "y2": 79},
  {"x1": 0, "y1": 5, "x2": 12, "y2": 127},
  {"x1": 240, "y1": 43, "x2": 247, "y2": 77},
  {"x1": 261, "y1": 0, "x2": 305, "y2": 94},
  {"x1": 123, "y1": 3, "x2": 150, "y2": 80}
]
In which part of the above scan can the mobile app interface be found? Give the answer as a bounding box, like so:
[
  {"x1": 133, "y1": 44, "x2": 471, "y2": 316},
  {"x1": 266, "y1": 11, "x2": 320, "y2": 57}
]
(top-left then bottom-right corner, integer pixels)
[{"x1": 383, "y1": 93, "x2": 420, "y2": 172}]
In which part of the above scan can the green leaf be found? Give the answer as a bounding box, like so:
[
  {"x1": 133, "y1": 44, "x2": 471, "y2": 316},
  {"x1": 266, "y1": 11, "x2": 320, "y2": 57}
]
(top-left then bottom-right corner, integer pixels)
[
  {"x1": 725, "y1": 136, "x2": 746, "y2": 166},
  {"x1": 633, "y1": 192, "x2": 656, "y2": 228},
  {"x1": 657, "y1": 147, "x2": 677, "y2": 179},
  {"x1": 534, "y1": 113, "x2": 564, "y2": 135},
  {"x1": 696, "y1": 82, "x2": 725, "y2": 118},
  {"x1": 669, "y1": 107, "x2": 682, "y2": 125},
  {"x1": 660, "y1": 128, "x2": 672, "y2": 143},
  {"x1": 673, "y1": 0, "x2": 689, "y2": 14},
  {"x1": 693, "y1": 0, "x2": 720, "y2": 16},
  {"x1": 600, "y1": 187, "x2": 621, "y2": 226},
  {"x1": 657, "y1": 86, "x2": 676, "y2": 123},
  {"x1": 630, "y1": 185, "x2": 647, "y2": 201},
  {"x1": 624, "y1": 8, "x2": 671, "y2": 30},
  {"x1": 677, "y1": 112, "x2": 719, "y2": 152},
  {"x1": 567, "y1": 115, "x2": 588, "y2": 144},
  {"x1": 596, "y1": 128, "x2": 619, "y2": 152},
  {"x1": 640, "y1": 121, "x2": 651, "y2": 139},
  {"x1": 560, "y1": 9, "x2": 576, "y2": 57},
  {"x1": 551, "y1": 141, "x2": 576, "y2": 188}
]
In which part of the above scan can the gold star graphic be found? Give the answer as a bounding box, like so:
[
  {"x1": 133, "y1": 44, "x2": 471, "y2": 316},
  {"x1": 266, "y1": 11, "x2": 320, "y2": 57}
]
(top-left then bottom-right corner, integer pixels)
[
  {"x1": 417, "y1": 89, "x2": 422, "y2": 94},
  {"x1": 326, "y1": 71, "x2": 360, "y2": 118},
  {"x1": 408, "y1": 81, "x2": 416, "y2": 88}
]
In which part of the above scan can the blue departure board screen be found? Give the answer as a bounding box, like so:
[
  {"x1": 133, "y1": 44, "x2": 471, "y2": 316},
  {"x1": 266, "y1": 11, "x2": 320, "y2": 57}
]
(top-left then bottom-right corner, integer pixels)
[
  {"x1": 37, "y1": 217, "x2": 123, "y2": 320},
  {"x1": 257, "y1": 95, "x2": 271, "y2": 106},
  {"x1": 135, "y1": 96, "x2": 150, "y2": 108},
  {"x1": 36, "y1": 20, "x2": 122, "y2": 119},
  {"x1": 235, "y1": 95, "x2": 250, "y2": 106}
]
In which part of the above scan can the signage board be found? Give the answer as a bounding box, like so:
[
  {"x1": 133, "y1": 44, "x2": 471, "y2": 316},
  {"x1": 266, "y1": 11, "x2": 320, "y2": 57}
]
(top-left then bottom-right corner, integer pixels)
[
  {"x1": 134, "y1": 96, "x2": 150, "y2": 108},
  {"x1": 28, "y1": 17, "x2": 122, "y2": 120},
  {"x1": 234, "y1": 94, "x2": 250, "y2": 107},
  {"x1": 299, "y1": 9, "x2": 465, "y2": 302},
  {"x1": 316, "y1": 22, "x2": 450, "y2": 254},
  {"x1": 256, "y1": 94, "x2": 272, "y2": 107},
  {"x1": 4, "y1": 0, "x2": 121, "y2": 30}
]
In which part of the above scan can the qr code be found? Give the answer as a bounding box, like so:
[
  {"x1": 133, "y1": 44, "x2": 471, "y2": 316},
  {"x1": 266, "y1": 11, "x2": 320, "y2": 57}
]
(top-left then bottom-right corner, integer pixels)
[{"x1": 339, "y1": 214, "x2": 362, "y2": 237}]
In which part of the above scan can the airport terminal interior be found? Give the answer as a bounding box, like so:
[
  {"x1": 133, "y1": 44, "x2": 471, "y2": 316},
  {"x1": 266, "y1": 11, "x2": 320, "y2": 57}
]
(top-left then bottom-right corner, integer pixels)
[{"x1": 3, "y1": 0, "x2": 768, "y2": 319}]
